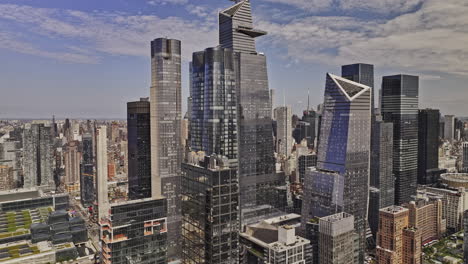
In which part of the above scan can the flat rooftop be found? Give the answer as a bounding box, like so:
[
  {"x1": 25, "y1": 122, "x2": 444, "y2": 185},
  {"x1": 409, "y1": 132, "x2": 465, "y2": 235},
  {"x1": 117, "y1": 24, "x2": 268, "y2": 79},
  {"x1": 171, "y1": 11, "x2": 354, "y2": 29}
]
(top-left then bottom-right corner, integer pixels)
[{"x1": 0, "y1": 189, "x2": 40, "y2": 203}]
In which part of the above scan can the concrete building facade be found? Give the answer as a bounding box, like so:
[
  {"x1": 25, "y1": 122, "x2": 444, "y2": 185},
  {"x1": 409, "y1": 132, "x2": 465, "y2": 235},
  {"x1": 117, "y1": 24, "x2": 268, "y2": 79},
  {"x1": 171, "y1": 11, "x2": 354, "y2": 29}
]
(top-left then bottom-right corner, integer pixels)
[
  {"x1": 444, "y1": 115, "x2": 455, "y2": 141},
  {"x1": 64, "y1": 140, "x2": 80, "y2": 186},
  {"x1": 318, "y1": 212, "x2": 357, "y2": 264},
  {"x1": 275, "y1": 106, "x2": 293, "y2": 158}
]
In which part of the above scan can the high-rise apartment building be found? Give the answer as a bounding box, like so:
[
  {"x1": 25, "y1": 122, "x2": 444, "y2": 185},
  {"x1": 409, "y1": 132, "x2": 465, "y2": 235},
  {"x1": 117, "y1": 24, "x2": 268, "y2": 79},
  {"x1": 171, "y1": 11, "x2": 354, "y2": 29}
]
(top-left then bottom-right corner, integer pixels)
[
  {"x1": 382, "y1": 74, "x2": 419, "y2": 205},
  {"x1": 418, "y1": 187, "x2": 465, "y2": 232},
  {"x1": 80, "y1": 133, "x2": 94, "y2": 207},
  {"x1": 405, "y1": 197, "x2": 445, "y2": 244},
  {"x1": 127, "y1": 98, "x2": 152, "y2": 200},
  {"x1": 376, "y1": 206, "x2": 422, "y2": 264},
  {"x1": 275, "y1": 106, "x2": 293, "y2": 158},
  {"x1": 0, "y1": 140, "x2": 21, "y2": 187},
  {"x1": 0, "y1": 165, "x2": 14, "y2": 191},
  {"x1": 444, "y1": 115, "x2": 455, "y2": 141},
  {"x1": 150, "y1": 37, "x2": 183, "y2": 259},
  {"x1": 464, "y1": 210, "x2": 468, "y2": 264},
  {"x1": 301, "y1": 73, "x2": 371, "y2": 262},
  {"x1": 462, "y1": 142, "x2": 468, "y2": 172},
  {"x1": 369, "y1": 120, "x2": 394, "y2": 237},
  {"x1": 318, "y1": 212, "x2": 357, "y2": 264},
  {"x1": 96, "y1": 126, "x2": 109, "y2": 221},
  {"x1": 23, "y1": 122, "x2": 54, "y2": 188},
  {"x1": 181, "y1": 154, "x2": 239, "y2": 264},
  {"x1": 64, "y1": 140, "x2": 80, "y2": 186},
  {"x1": 219, "y1": 1, "x2": 277, "y2": 219},
  {"x1": 100, "y1": 198, "x2": 168, "y2": 264},
  {"x1": 418, "y1": 109, "x2": 441, "y2": 184},
  {"x1": 190, "y1": 47, "x2": 238, "y2": 163}
]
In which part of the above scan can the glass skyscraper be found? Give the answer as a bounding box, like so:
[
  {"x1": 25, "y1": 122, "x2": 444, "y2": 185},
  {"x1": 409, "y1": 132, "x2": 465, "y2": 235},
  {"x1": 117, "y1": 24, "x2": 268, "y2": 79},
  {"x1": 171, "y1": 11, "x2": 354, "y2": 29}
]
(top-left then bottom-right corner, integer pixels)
[
  {"x1": 127, "y1": 98, "x2": 151, "y2": 200},
  {"x1": 382, "y1": 74, "x2": 419, "y2": 205},
  {"x1": 80, "y1": 133, "x2": 94, "y2": 207},
  {"x1": 23, "y1": 122, "x2": 54, "y2": 188},
  {"x1": 368, "y1": 120, "x2": 394, "y2": 237},
  {"x1": 219, "y1": 0, "x2": 278, "y2": 223},
  {"x1": 190, "y1": 47, "x2": 238, "y2": 164},
  {"x1": 418, "y1": 109, "x2": 441, "y2": 184},
  {"x1": 181, "y1": 155, "x2": 239, "y2": 264},
  {"x1": 301, "y1": 73, "x2": 372, "y2": 263},
  {"x1": 150, "y1": 38, "x2": 183, "y2": 260}
]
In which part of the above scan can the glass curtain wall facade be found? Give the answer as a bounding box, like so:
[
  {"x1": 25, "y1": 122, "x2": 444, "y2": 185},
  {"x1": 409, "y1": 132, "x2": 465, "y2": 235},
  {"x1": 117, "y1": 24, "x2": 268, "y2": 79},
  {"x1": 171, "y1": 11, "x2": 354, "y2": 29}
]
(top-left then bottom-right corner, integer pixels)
[
  {"x1": 382, "y1": 74, "x2": 419, "y2": 205},
  {"x1": 219, "y1": 0, "x2": 278, "y2": 223},
  {"x1": 368, "y1": 121, "x2": 394, "y2": 237},
  {"x1": 23, "y1": 123, "x2": 54, "y2": 188},
  {"x1": 100, "y1": 198, "x2": 168, "y2": 264},
  {"x1": 418, "y1": 109, "x2": 441, "y2": 184},
  {"x1": 80, "y1": 133, "x2": 95, "y2": 207},
  {"x1": 301, "y1": 73, "x2": 371, "y2": 263},
  {"x1": 190, "y1": 47, "x2": 238, "y2": 164},
  {"x1": 127, "y1": 98, "x2": 152, "y2": 200},
  {"x1": 181, "y1": 156, "x2": 239, "y2": 264},
  {"x1": 150, "y1": 38, "x2": 183, "y2": 259}
]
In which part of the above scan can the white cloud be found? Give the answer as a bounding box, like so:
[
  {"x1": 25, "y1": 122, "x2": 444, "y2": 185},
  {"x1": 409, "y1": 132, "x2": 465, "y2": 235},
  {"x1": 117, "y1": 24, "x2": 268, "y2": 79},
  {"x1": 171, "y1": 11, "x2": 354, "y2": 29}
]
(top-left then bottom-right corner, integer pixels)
[
  {"x1": 147, "y1": 0, "x2": 188, "y2": 6},
  {"x1": 258, "y1": 0, "x2": 468, "y2": 75},
  {"x1": 0, "y1": 0, "x2": 467, "y2": 77},
  {"x1": 0, "y1": 4, "x2": 218, "y2": 62},
  {"x1": 261, "y1": 0, "x2": 423, "y2": 14},
  {"x1": 0, "y1": 31, "x2": 99, "y2": 64},
  {"x1": 261, "y1": 0, "x2": 332, "y2": 11}
]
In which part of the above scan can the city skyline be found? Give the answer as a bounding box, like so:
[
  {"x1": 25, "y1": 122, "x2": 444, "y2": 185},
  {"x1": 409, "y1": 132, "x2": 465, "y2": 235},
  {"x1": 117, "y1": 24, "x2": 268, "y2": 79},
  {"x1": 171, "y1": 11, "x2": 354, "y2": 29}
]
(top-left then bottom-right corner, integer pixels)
[
  {"x1": 1, "y1": 0, "x2": 468, "y2": 118},
  {"x1": 1, "y1": 1, "x2": 468, "y2": 263}
]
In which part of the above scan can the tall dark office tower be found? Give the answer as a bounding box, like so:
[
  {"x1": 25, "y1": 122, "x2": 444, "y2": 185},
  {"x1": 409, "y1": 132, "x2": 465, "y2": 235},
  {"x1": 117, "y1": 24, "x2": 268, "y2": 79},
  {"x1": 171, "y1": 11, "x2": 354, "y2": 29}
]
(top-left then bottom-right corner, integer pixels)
[
  {"x1": 23, "y1": 122, "x2": 54, "y2": 188},
  {"x1": 342, "y1": 63, "x2": 374, "y2": 108},
  {"x1": 368, "y1": 120, "x2": 394, "y2": 237},
  {"x1": 418, "y1": 109, "x2": 441, "y2": 184},
  {"x1": 51, "y1": 115, "x2": 58, "y2": 137},
  {"x1": 382, "y1": 74, "x2": 419, "y2": 205},
  {"x1": 150, "y1": 38, "x2": 182, "y2": 260},
  {"x1": 219, "y1": 0, "x2": 277, "y2": 221},
  {"x1": 301, "y1": 73, "x2": 372, "y2": 262},
  {"x1": 181, "y1": 155, "x2": 239, "y2": 264},
  {"x1": 80, "y1": 133, "x2": 95, "y2": 207},
  {"x1": 127, "y1": 98, "x2": 152, "y2": 200},
  {"x1": 302, "y1": 110, "x2": 317, "y2": 148},
  {"x1": 190, "y1": 47, "x2": 238, "y2": 163}
]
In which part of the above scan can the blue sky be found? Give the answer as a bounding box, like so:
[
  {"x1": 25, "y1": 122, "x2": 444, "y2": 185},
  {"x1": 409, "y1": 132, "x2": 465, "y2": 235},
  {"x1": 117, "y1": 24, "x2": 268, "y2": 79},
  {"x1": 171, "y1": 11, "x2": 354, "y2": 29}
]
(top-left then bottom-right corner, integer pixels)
[{"x1": 0, "y1": 0, "x2": 467, "y2": 119}]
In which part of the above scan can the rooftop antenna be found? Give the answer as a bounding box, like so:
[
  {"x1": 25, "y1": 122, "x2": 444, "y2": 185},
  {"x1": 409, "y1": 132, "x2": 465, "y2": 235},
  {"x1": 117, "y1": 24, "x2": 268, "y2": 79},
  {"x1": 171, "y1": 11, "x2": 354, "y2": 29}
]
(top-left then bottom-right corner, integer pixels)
[{"x1": 307, "y1": 87, "x2": 310, "y2": 112}]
